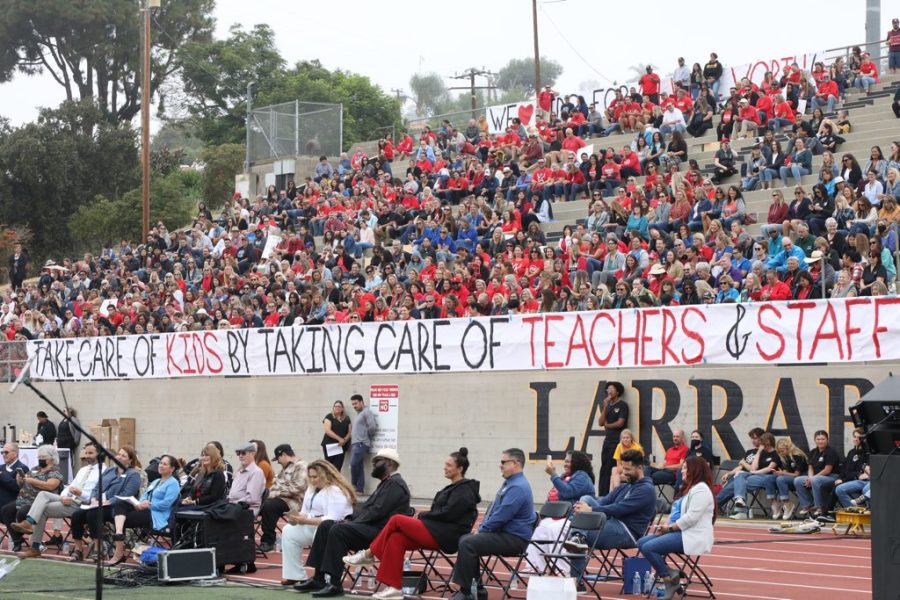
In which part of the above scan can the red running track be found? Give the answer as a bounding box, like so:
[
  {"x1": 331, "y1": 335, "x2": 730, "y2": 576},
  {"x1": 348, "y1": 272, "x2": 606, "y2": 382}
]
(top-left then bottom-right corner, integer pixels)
[{"x1": 1, "y1": 521, "x2": 871, "y2": 599}]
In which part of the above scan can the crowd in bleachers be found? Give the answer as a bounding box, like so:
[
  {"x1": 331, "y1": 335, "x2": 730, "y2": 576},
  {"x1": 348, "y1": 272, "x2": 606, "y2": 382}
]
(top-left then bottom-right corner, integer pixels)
[{"x1": 2, "y1": 45, "x2": 900, "y2": 339}]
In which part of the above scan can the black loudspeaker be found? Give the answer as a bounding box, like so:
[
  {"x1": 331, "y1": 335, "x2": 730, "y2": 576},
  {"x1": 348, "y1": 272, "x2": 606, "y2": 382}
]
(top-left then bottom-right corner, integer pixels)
[
  {"x1": 870, "y1": 454, "x2": 900, "y2": 600},
  {"x1": 158, "y1": 548, "x2": 217, "y2": 582},
  {"x1": 174, "y1": 509, "x2": 255, "y2": 567}
]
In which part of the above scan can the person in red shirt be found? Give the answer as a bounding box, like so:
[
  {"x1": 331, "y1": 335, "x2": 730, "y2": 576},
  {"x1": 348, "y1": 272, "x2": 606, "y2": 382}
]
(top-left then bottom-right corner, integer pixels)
[
  {"x1": 759, "y1": 269, "x2": 792, "y2": 301},
  {"x1": 560, "y1": 128, "x2": 586, "y2": 154},
  {"x1": 396, "y1": 134, "x2": 414, "y2": 159},
  {"x1": 529, "y1": 158, "x2": 553, "y2": 196},
  {"x1": 734, "y1": 98, "x2": 760, "y2": 140},
  {"x1": 619, "y1": 147, "x2": 641, "y2": 178},
  {"x1": 811, "y1": 73, "x2": 840, "y2": 112},
  {"x1": 617, "y1": 99, "x2": 642, "y2": 133},
  {"x1": 600, "y1": 157, "x2": 621, "y2": 195},
  {"x1": 605, "y1": 90, "x2": 626, "y2": 127},
  {"x1": 755, "y1": 93, "x2": 774, "y2": 127},
  {"x1": 538, "y1": 84, "x2": 557, "y2": 117},
  {"x1": 639, "y1": 65, "x2": 661, "y2": 104},
  {"x1": 769, "y1": 93, "x2": 796, "y2": 133},
  {"x1": 647, "y1": 429, "x2": 688, "y2": 486},
  {"x1": 857, "y1": 53, "x2": 879, "y2": 92}
]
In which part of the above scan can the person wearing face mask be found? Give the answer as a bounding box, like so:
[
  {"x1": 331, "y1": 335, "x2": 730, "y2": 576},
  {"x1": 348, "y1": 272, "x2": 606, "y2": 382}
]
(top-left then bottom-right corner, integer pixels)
[
  {"x1": 1, "y1": 445, "x2": 64, "y2": 553},
  {"x1": 295, "y1": 448, "x2": 410, "y2": 597},
  {"x1": 12, "y1": 443, "x2": 102, "y2": 559}
]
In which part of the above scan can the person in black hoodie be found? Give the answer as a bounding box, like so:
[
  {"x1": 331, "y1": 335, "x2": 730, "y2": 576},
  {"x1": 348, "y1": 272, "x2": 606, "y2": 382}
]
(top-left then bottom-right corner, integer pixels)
[
  {"x1": 296, "y1": 448, "x2": 411, "y2": 597},
  {"x1": 342, "y1": 448, "x2": 481, "y2": 600}
]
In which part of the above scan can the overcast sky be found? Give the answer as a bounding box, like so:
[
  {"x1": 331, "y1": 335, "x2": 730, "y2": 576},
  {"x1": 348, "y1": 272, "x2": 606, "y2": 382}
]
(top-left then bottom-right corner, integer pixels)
[{"x1": 1, "y1": 0, "x2": 895, "y2": 129}]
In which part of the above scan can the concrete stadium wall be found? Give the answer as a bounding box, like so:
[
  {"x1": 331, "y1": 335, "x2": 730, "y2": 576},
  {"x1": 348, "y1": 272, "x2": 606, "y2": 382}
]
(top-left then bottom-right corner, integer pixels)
[{"x1": 5, "y1": 362, "x2": 895, "y2": 500}]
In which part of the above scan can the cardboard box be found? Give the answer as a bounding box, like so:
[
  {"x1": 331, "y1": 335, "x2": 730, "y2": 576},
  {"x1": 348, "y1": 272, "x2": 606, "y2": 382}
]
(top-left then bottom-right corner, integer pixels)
[
  {"x1": 93, "y1": 418, "x2": 135, "y2": 451},
  {"x1": 89, "y1": 424, "x2": 112, "y2": 449}
]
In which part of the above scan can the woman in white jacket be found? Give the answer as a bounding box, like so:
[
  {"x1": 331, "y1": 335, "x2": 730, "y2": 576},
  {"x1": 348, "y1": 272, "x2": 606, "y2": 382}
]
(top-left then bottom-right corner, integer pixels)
[
  {"x1": 637, "y1": 456, "x2": 716, "y2": 599},
  {"x1": 280, "y1": 459, "x2": 356, "y2": 586}
]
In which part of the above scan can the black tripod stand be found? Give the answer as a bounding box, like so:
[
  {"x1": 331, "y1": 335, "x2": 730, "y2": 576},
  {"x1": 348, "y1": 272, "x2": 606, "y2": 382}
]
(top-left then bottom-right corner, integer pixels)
[{"x1": 19, "y1": 380, "x2": 126, "y2": 600}]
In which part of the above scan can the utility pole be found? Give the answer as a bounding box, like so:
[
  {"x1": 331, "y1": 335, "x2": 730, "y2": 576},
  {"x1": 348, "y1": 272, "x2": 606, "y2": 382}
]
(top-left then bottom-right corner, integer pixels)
[
  {"x1": 390, "y1": 88, "x2": 406, "y2": 101},
  {"x1": 140, "y1": 0, "x2": 158, "y2": 243},
  {"x1": 532, "y1": 0, "x2": 541, "y2": 107},
  {"x1": 449, "y1": 68, "x2": 497, "y2": 118},
  {"x1": 245, "y1": 81, "x2": 255, "y2": 175}
]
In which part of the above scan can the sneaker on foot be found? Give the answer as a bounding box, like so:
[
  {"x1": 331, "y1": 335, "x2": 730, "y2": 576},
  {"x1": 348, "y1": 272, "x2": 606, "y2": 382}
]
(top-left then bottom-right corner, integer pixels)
[
  {"x1": 733, "y1": 497, "x2": 747, "y2": 509},
  {"x1": 782, "y1": 501, "x2": 796, "y2": 520},
  {"x1": 731, "y1": 511, "x2": 748, "y2": 520},
  {"x1": 372, "y1": 586, "x2": 404, "y2": 600},
  {"x1": 563, "y1": 533, "x2": 589, "y2": 552},
  {"x1": 342, "y1": 549, "x2": 375, "y2": 567},
  {"x1": 797, "y1": 506, "x2": 812, "y2": 518}
]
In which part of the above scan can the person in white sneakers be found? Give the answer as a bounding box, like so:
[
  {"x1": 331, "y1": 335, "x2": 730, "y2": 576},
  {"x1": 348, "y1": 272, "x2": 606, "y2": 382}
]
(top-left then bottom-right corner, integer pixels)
[
  {"x1": 730, "y1": 433, "x2": 780, "y2": 520},
  {"x1": 772, "y1": 438, "x2": 808, "y2": 520}
]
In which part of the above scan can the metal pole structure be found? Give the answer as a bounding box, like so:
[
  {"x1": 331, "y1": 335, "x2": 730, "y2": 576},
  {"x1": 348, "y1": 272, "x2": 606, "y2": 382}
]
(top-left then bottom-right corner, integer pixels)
[
  {"x1": 339, "y1": 103, "x2": 343, "y2": 155},
  {"x1": 532, "y1": 0, "x2": 541, "y2": 107},
  {"x1": 140, "y1": 0, "x2": 151, "y2": 243},
  {"x1": 865, "y1": 0, "x2": 881, "y2": 61},
  {"x1": 245, "y1": 81, "x2": 254, "y2": 174},
  {"x1": 295, "y1": 99, "x2": 300, "y2": 156},
  {"x1": 469, "y1": 70, "x2": 477, "y2": 117}
]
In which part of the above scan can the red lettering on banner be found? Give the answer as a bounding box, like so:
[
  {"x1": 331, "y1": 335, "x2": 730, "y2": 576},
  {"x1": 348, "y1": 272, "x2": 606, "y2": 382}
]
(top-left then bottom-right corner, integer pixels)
[
  {"x1": 680, "y1": 308, "x2": 706, "y2": 364},
  {"x1": 756, "y1": 304, "x2": 785, "y2": 361},
  {"x1": 522, "y1": 316, "x2": 542, "y2": 367},
  {"x1": 565, "y1": 315, "x2": 592, "y2": 367},
  {"x1": 786, "y1": 301, "x2": 816, "y2": 360},
  {"x1": 873, "y1": 297, "x2": 900, "y2": 358},
  {"x1": 589, "y1": 313, "x2": 615, "y2": 366},
  {"x1": 639, "y1": 309, "x2": 661, "y2": 366},
  {"x1": 660, "y1": 308, "x2": 680, "y2": 365},
  {"x1": 617, "y1": 311, "x2": 640, "y2": 366},
  {"x1": 164, "y1": 335, "x2": 182, "y2": 375},
  {"x1": 180, "y1": 334, "x2": 197, "y2": 374},
  {"x1": 204, "y1": 333, "x2": 223, "y2": 373},
  {"x1": 809, "y1": 302, "x2": 844, "y2": 361},
  {"x1": 844, "y1": 298, "x2": 870, "y2": 360},
  {"x1": 544, "y1": 314, "x2": 565, "y2": 368}
]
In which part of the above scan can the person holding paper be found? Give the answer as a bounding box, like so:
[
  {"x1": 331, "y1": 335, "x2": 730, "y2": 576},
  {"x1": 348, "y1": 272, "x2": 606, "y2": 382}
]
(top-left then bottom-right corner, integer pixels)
[
  {"x1": 280, "y1": 460, "x2": 355, "y2": 586},
  {"x1": 322, "y1": 401, "x2": 352, "y2": 471},
  {"x1": 0, "y1": 445, "x2": 63, "y2": 553},
  {"x1": 107, "y1": 455, "x2": 181, "y2": 565},
  {"x1": 68, "y1": 446, "x2": 141, "y2": 562},
  {"x1": 12, "y1": 442, "x2": 101, "y2": 559}
]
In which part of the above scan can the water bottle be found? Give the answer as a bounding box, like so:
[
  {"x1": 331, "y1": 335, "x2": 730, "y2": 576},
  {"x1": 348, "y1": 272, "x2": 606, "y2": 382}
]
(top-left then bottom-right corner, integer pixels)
[
  {"x1": 633, "y1": 571, "x2": 642, "y2": 594},
  {"x1": 275, "y1": 536, "x2": 281, "y2": 552},
  {"x1": 655, "y1": 577, "x2": 666, "y2": 597},
  {"x1": 470, "y1": 579, "x2": 479, "y2": 599},
  {"x1": 366, "y1": 572, "x2": 375, "y2": 590},
  {"x1": 509, "y1": 572, "x2": 518, "y2": 590},
  {"x1": 748, "y1": 508, "x2": 756, "y2": 519},
  {"x1": 643, "y1": 571, "x2": 654, "y2": 594},
  {"x1": 403, "y1": 557, "x2": 412, "y2": 572}
]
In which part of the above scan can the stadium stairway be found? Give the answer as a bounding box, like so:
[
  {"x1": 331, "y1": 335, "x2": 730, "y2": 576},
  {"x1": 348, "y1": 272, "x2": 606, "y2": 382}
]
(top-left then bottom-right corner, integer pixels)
[{"x1": 542, "y1": 76, "x2": 900, "y2": 242}]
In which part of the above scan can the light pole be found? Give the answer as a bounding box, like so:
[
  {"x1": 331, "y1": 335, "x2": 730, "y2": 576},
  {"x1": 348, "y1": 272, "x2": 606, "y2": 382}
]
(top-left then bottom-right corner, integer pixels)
[
  {"x1": 140, "y1": 0, "x2": 159, "y2": 243},
  {"x1": 532, "y1": 0, "x2": 541, "y2": 106},
  {"x1": 245, "y1": 81, "x2": 255, "y2": 174}
]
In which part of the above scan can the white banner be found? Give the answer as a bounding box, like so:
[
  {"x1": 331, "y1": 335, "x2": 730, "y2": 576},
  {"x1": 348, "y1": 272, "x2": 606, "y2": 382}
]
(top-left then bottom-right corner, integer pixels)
[
  {"x1": 486, "y1": 101, "x2": 537, "y2": 134},
  {"x1": 721, "y1": 49, "x2": 825, "y2": 91},
  {"x1": 24, "y1": 298, "x2": 900, "y2": 381}
]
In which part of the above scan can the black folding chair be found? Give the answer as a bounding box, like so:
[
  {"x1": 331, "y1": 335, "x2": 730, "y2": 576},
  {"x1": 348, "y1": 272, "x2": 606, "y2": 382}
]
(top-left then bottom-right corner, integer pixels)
[
  {"x1": 525, "y1": 501, "x2": 572, "y2": 576},
  {"x1": 412, "y1": 547, "x2": 456, "y2": 593},
  {"x1": 648, "y1": 553, "x2": 715, "y2": 599},
  {"x1": 253, "y1": 488, "x2": 270, "y2": 558},
  {"x1": 541, "y1": 511, "x2": 608, "y2": 599}
]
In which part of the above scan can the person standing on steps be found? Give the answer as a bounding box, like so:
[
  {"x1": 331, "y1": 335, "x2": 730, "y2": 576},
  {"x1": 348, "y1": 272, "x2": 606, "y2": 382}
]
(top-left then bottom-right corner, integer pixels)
[
  {"x1": 597, "y1": 381, "x2": 629, "y2": 496},
  {"x1": 350, "y1": 393, "x2": 378, "y2": 495}
]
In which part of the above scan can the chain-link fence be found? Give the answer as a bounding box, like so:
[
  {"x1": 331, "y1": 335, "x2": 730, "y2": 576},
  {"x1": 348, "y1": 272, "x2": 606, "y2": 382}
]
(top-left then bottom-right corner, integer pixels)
[
  {"x1": 247, "y1": 101, "x2": 342, "y2": 165},
  {"x1": 0, "y1": 339, "x2": 27, "y2": 383}
]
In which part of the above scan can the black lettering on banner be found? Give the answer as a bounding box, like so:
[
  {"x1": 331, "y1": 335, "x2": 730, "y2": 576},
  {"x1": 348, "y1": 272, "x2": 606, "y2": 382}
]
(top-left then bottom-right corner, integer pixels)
[
  {"x1": 529, "y1": 381, "x2": 578, "y2": 461},
  {"x1": 580, "y1": 381, "x2": 611, "y2": 450},
  {"x1": 226, "y1": 331, "x2": 242, "y2": 373},
  {"x1": 104, "y1": 337, "x2": 117, "y2": 377},
  {"x1": 635, "y1": 380, "x2": 681, "y2": 456},
  {"x1": 461, "y1": 320, "x2": 488, "y2": 369},
  {"x1": 133, "y1": 336, "x2": 152, "y2": 377},
  {"x1": 272, "y1": 329, "x2": 295, "y2": 372},
  {"x1": 115, "y1": 336, "x2": 126, "y2": 376},
  {"x1": 395, "y1": 324, "x2": 417, "y2": 372},
  {"x1": 64, "y1": 340, "x2": 75, "y2": 377},
  {"x1": 308, "y1": 327, "x2": 321, "y2": 373},
  {"x1": 91, "y1": 339, "x2": 107, "y2": 377},
  {"x1": 321, "y1": 326, "x2": 341, "y2": 372},
  {"x1": 77, "y1": 339, "x2": 92, "y2": 377},
  {"x1": 416, "y1": 322, "x2": 433, "y2": 371},
  {"x1": 725, "y1": 304, "x2": 751, "y2": 360},
  {"x1": 821, "y1": 378, "x2": 874, "y2": 456},
  {"x1": 489, "y1": 317, "x2": 508, "y2": 368},
  {"x1": 344, "y1": 325, "x2": 365, "y2": 372},
  {"x1": 691, "y1": 379, "x2": 744, "y2": 459},
  {"x1": 375, "y1": 323, "x2": 397, "y2": 370},
  {"x1": 763, "y1": 378, "x2": 809, "y2": 454},
  {"x1": 432, "y1": 320, "x2": 451, "y2": 371},
  {"x1": 260, "y1": 328, "x2": 274, "y2": 372},
  {"x1": 291, "y1": 327, "x2": 306, "y2": 372},
  {"x1": 148, "y1": 335, "x2": 159, "y2": 375}
]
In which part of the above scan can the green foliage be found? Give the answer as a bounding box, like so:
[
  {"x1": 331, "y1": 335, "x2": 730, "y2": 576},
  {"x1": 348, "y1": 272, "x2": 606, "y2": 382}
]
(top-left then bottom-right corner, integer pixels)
[
  {"x1": 409, "y1": 72, "x2": 448, "y2": 117},
  {"x1": 177, "y1": 25, "x2": 401, "y2": 150},
  {"x1": 69, "y1": 169, "x2": 201, "y2": 249},
  {"x1": 0, "y1": 0, "x2": 214, "y2": 122},
  {"x1": 200, "y1": 143, "x2": 244, "y2": 208},
  {"x1": 496, "y1": 57, "x2": 564, "y2": 95},
  {"x1": 152, "y1": 119, "x2": 204, "y2": 163},
  {"x1": 151, "y1": 146, "x2": 186, "y2": 177},
  {"x1": 0, "y1": 99, "x2": 139, "y2": 261}
]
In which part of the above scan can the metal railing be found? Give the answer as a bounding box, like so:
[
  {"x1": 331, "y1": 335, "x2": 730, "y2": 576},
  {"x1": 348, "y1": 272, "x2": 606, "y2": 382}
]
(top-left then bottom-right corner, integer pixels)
[
  {"x1": 0, "y1": 339, "x2": 26, "y2": 383},
  {"x1": 822, "y1": 38, "x2": 891, "y2": 75}
]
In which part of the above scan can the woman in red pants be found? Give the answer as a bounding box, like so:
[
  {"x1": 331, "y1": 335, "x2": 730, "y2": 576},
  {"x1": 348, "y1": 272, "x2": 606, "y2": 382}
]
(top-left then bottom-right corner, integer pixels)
[{"x1": 343, "y1": 448, "x2": 481, "y2": 600}]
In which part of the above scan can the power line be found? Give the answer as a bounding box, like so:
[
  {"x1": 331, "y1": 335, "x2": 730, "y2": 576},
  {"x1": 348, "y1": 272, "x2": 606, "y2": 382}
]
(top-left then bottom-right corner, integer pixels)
[{"x1": 538, "y1": 4, "x2": 616, "y2": 85}]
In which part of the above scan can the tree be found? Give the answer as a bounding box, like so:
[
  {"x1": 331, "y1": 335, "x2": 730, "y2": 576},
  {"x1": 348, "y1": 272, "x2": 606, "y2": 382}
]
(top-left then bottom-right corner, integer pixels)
[
  {"x1": 496, "y1": 57, "x2": 563, "y2": 95},
  {"x1": 152, "y1": 119, "x2": 204, "y2": 163},
  {"x1": 200, "y1": 143, "x2": 244, "y2": 208},
  {"x1": 0, "y1": 100, "x2": 139, "y2": 260},
  {"x1": 177, "y1": 26, "x2": 401, "y2": 150},
  {"x1": 0, "y1": 0, "x2": 215, "y2": 123},
  {"x1": 69, "y1": 169, "x2": 201, "y2": 250},
  {"x1": 409, "y1": 73, "x2": 449, "y2": 117}
]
